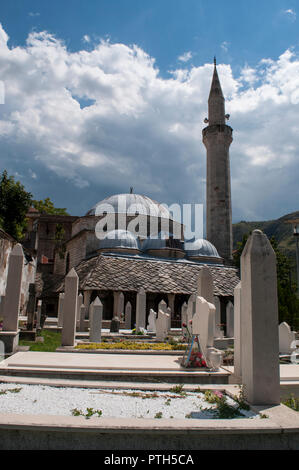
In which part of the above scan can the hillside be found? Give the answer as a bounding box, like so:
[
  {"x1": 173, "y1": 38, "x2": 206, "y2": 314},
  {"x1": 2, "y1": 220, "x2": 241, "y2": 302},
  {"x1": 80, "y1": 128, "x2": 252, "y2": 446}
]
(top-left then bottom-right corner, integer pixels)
[{"x1": 233, "y1": 210, "x2": 299, "y2": 274}]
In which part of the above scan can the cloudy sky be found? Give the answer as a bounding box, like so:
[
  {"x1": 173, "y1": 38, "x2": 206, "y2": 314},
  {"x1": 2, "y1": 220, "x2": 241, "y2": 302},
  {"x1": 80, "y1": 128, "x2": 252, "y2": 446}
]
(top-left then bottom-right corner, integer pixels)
[{"x1": 0, "y1": 0, "x2": 299, "y2": 228}]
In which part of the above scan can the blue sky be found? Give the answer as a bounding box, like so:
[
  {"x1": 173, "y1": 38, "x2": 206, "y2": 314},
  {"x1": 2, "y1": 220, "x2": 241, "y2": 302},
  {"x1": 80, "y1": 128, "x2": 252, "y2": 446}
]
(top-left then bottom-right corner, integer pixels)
[{"x1": 0, "y1": 1, "x2": 299, "y2": 225}]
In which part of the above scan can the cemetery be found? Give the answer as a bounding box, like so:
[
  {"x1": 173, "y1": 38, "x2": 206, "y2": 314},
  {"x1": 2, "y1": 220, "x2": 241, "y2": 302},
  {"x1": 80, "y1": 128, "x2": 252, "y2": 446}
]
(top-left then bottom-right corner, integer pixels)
[
  {"x1": 0, "y1": 60, "x2": 299, "y2": 450},
  {"x1": 0, "y1": 229, "x2": 299, "y2": 450}
]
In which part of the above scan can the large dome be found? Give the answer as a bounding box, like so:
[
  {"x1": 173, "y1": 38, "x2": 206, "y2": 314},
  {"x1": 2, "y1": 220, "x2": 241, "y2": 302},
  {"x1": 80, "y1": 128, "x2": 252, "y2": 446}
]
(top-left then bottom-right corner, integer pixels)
[{"x1": 86, "y1": 193, "x2": 171, "y2": 219}]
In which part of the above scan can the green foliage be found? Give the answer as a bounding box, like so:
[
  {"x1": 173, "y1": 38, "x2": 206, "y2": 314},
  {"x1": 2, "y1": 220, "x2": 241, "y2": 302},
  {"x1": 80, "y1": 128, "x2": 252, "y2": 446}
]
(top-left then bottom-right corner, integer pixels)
[
  {"x1": 0, "y1": 170, "x2": 32, "y2": 240},
  {"x1": 71, "y1": 408, "x2": 103, "y2": 419},
  {"x1": 0, "y1": 387, "x2": 22, "y2": 395},
  {"x1": 233, "y1": 232, "x2": 299, "y2": 330},
  {"x1": 201, "y1": 390, "x2": 246, "y2": 419},
  {"x1": 283, "y1": 394, "x2": 299, "y2": 412},
  {"x1": 32, "y1": 197, "x2": 68, "y2": 215},
  {"x1": 170, "y1": 384, "x2": 185, "y2": 394}
]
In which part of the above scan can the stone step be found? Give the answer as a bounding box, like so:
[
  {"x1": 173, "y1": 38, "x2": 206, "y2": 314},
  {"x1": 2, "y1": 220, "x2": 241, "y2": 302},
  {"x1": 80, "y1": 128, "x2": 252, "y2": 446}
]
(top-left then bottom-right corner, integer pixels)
[{"x1": 0, "y1": 351, "x2": 231, "y2": 384}]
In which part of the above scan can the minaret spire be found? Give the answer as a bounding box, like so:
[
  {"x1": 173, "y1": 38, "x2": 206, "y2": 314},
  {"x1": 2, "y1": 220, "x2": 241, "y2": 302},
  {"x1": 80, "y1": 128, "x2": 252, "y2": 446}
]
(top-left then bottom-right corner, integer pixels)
[
  {"x1": 208, "y1": 59, "x2": 225, "y2": 125},
  {"x1": 202, "y1": 60, "x2": 233, "y2": 262}
]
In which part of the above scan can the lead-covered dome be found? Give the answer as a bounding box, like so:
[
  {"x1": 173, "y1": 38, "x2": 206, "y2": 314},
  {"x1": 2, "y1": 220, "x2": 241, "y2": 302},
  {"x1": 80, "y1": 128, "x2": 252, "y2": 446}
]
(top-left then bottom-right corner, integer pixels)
[
  {"x1": 98, "y1": 229, "x2": 140, "y2": 253},
  {"x1": 142, "y1": 231, "x2": 185, "y2": 259},
  {"x1": 184, "y1": 238, "x2": 222, "y2": 263},
  {"x1": 86, "y1": 193, "x2": 171, "y2": 219}
]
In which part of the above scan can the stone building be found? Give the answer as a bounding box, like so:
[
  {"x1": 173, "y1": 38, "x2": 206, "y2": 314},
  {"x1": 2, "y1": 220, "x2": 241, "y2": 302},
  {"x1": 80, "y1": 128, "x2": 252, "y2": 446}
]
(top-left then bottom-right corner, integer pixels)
[{"x1": 31, "y1": 61, "x2": 239, "y2": 330}]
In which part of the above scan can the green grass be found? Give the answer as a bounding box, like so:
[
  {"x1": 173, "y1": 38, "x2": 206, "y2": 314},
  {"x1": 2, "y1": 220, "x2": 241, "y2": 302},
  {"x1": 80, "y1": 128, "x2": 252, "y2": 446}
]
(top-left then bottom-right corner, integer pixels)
[
  {"x1": 283, "y1": 394, "x2": 299, "y2": 412},
  {"x1": 19, "y1": 329, "x2": 61, "y2": 352}
]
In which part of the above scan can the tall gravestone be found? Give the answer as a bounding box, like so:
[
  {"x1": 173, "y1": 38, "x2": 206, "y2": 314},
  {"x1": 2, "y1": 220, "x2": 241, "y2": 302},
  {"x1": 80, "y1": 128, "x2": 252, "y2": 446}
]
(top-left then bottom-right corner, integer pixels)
[
  {"x1": 213, "y1": 296, "x2": 222, "y2": 338},
  {"x1": 124, "y1": 301, "x2": 132, "y2": 330},
  {"x1": 241, "y1": 230, "x2": 280, "y2": 405},
  {"x1": 36, "y1": 300, "x2": 42, "y2": 332},
  {"x1": 226, "y1": 301, "x2": 234, "y2": 338},
  {"x1": 233, "y1": 282, "x2": 242, "y2": 381},
  {"x1": 181, "y1": 302, "x2": 187, "y2": 329},
  {"x1": 147, "y1": 309, "x2": 157, "y2": 333},
  {"x1": 156, "y1": 310, "x2": 170, "y2": 341},
  {"x1": 57, "y1": 293, "x2": 64, "y2": 328},
  {"x1": 26, "y1": 283, "x2": 36, "y2": 331},
  {"x1": 61, "y1": 268, "x2": 78, "y2": 347},
  {"x1": 118, "y1": 292, "x2": 125, "y2": 321},
  {"x1": 197, "y1": 266, "x2": 214, "y2": 303},
  {"x1": 79, "y1": 304, "x2": 86, "y2": 332},
  {"x1": 89, "y1": 297, "x2": 103, "y2": 342},
  {"x1": 0, "y1": 244, "x2": 24, "y2": 354},
  {"x1": 76, "y1": 293, "x2": 83, "y2": 327},
  {"x1": 136, "y1": 288, "x2": 146, "y2": 332},
  {"x1": 187, "y1": 294, "x2": 196, "y2": 325}
]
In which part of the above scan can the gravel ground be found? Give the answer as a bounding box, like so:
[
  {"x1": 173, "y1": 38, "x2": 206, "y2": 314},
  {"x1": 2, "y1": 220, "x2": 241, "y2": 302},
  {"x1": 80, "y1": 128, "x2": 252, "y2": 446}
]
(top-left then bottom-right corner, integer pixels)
[{"x1": 0, "y1": 383, "x2": 259, "y2": 419}]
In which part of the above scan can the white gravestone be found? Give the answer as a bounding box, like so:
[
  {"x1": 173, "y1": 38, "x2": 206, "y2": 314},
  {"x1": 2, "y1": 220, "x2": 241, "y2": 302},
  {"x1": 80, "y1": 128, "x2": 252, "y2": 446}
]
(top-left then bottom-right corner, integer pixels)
[
  {"x1": 156, "y1": 310, "x2": 170, "y2": 341},
  {"x1": 181, "y1": 302, "x2": 188, "y2": 329},
  {"x1": 136, "y1": 288, "x2": 146, "y2": 332},
  {"x1": 147, "y1": 309, "x2": 157, "y2": 333},
  {"x1": 213, "y1": 296, "x2": 223, "y2": 338},
  {"x1": 187, "y1": 294, "x2": 196, "y2": 325},
  {"x1": 124, "y1": 301, "x2": 132, "y2": 330},
  {"x1": 279, "y1": 322, "x2": 295, "y2": 355},
  {"x1": 193, "y1": 296, "x2": 222, "y2": 369}
]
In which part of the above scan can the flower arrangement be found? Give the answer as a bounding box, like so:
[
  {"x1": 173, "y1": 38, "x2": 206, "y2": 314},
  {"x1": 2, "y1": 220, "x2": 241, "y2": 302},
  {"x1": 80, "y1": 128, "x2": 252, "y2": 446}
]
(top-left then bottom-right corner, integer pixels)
[
  {"x1": 187, "y1": 348, "x2": 207, "y2": 368},
  {"x1": 181, "y1": 322, "x2": 207, "y2": 369}
]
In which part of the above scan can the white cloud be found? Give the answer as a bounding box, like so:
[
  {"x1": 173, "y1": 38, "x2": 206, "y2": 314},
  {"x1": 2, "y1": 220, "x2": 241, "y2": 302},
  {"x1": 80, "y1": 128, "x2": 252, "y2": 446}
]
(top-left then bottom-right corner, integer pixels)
[
  {"x1": 178, "y1": 51, "x2": 193, "y2": 63},
  {"x1": 221, "y1": 41, "x2": 229, "y2": 53},
  {"x1": 283, "y1": 9, "x2": 296, "y2": 20},
  {"x1": 28, "y1": 12, "x2": 40, "y2": 17},
  {"x1": 82, "y1": 34, "x2": 91, "y2": 43},
  {"x1": 0, "y1": 24, "x2": 298, "y2": 222}
]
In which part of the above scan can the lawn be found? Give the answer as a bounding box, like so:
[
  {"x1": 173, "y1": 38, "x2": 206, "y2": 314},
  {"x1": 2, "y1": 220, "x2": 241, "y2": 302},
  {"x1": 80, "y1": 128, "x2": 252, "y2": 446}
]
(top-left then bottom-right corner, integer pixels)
[{"x1": 19, "y1": 329, "x2": 61, "y2": 352}]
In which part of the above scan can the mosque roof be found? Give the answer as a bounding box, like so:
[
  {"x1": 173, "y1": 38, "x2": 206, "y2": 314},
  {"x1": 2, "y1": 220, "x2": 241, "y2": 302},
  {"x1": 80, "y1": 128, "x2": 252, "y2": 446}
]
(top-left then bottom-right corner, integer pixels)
[
  {"x1": 86, "y1": 193, "x2": 172, "y2": 219},
  {"x1": 98, "y1": 229, "x2": 140, "y2": 251},
  {"x1": 50, "y1": 253, "x2": 239, "y2": 297},
  {"x1": 184, "y1": 238, "x2": 221, "y2": 258}
]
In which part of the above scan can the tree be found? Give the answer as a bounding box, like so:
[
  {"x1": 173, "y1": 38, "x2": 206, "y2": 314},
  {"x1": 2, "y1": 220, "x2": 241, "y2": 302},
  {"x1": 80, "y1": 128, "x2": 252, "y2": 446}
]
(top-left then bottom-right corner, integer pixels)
[
  {"x1": 31, "y1": 197, "x2": 68, "y2": 215},
  {"x1": 0, "y1": 170, "x2": 32, "y2": 240},
  {"x1": 233, "y1": 231, "x2": 299, "y2": 330}
]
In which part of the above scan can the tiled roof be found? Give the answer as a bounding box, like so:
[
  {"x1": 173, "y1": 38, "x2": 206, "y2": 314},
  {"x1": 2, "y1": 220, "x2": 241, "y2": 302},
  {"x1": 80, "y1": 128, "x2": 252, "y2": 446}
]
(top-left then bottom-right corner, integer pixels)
[{"x1": 53, "y1": 253, "x2": 239, "y2": 297}]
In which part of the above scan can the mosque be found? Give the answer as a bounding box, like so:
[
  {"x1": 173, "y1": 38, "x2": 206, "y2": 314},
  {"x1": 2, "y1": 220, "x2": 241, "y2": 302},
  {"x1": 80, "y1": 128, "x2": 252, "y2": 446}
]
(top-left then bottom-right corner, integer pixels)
[{"x1": 27, "y1": 60, "x2": 239, "y2": 331}]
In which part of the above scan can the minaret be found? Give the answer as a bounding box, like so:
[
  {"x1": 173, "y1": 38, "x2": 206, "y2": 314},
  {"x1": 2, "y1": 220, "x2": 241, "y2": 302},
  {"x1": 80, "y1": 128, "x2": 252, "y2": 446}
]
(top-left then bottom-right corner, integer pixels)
[{"x1": 202, "y1": 58, "x2": 233, "y2": 262}]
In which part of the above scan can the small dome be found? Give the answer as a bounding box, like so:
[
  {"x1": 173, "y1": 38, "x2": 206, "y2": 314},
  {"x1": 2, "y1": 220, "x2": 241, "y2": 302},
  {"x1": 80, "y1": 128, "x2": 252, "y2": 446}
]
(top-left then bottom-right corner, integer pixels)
[
  {"x1": 142, "y1": 231, "x2": 183, "y2": 251},
  {"x1": 98, "y1": 229, "x2": 140, "y2": 252},
  {"x1": 184, "y1": 238, "x2": 221, "y2": 260},
  {"x1": 86, "y1": 193, "x2": 171, "y2": 219}
]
